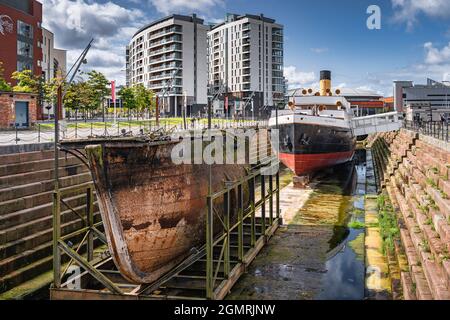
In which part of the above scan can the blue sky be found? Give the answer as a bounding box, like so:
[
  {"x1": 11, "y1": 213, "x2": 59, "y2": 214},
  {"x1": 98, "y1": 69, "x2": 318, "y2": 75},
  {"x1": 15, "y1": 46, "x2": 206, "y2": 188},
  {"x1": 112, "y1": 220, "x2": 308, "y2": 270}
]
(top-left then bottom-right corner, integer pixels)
[{"x1": 40, "y1": 0, "x2": 450, "y2": 96}]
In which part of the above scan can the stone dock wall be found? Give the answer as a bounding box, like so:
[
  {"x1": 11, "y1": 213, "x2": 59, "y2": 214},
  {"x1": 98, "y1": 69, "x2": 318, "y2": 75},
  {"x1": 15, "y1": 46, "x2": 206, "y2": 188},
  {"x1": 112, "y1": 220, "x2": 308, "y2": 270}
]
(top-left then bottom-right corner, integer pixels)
[{"x1": 370, "y1": 129, "x2": 450, "y2": 300}]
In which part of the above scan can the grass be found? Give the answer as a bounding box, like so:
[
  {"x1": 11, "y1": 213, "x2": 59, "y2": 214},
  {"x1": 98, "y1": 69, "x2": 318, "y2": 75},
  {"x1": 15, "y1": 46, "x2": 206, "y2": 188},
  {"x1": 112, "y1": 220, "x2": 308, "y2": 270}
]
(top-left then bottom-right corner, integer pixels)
[
  {"x1": 348, "y1": 220, "x2": 365, "y2": 229},
  {"x1": 377, "y1": 193, "x2": 400, "y2": 255},
  {"x1": 35, "y1": 117, "x2": 252, "y2": 131}
]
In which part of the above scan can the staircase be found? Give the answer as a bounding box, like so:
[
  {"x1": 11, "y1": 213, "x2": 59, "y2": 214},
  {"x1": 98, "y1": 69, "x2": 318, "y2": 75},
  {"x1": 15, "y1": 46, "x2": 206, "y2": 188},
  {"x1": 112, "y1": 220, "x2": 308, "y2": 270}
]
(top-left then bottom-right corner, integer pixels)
[
  {"x1": 0, "y1": 147, "x2": 100, "y2": 299},
  {"x1": 372, "y1": 129, "x2": 450, "y2": 300}
]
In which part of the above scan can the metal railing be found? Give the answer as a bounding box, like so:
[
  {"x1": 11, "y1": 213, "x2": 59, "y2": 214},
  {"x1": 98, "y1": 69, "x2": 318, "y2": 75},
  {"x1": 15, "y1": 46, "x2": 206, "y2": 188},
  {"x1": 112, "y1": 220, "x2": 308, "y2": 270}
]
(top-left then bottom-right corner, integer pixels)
[
  {"x1": 404, "y1": 120, "x2": 450, "y2": 142},
  {"x1": 0, "y1": 118, "x2": 269, "y2": 145}
]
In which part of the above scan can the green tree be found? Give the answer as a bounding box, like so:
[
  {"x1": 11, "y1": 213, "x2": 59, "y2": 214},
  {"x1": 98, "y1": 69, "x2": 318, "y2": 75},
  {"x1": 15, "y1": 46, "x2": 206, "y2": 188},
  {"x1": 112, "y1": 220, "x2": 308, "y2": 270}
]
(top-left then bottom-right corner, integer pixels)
[
  {"x1": 0, "y1": 61, "x2": 12, "y2": 92},
  {"x1": 64, "y1": 81, "x2": 96, "y2": 120},
  {"x1": 133, "y1": 84, "x2": 155, "y2": 118},
  {"x1": 11, "y1": 69, "x2": 39, "y2": 93},
  {"x1": 87, "y1": 70, "x2": 110, "y2": 114},
  {"x1": 42, "y1": 71, "x2": 65, "y2": 106},
  {"x1": 118, "y1": 86, "x2": 136, "y2": 110}
]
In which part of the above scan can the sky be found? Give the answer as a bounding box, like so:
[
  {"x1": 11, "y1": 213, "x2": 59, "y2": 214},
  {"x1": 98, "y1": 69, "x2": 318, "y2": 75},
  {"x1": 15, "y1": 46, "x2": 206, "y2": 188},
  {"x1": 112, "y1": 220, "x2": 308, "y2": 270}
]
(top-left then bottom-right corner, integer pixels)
[{"x1": 39, "y1": 0, "x2": 450, "y2": 96}]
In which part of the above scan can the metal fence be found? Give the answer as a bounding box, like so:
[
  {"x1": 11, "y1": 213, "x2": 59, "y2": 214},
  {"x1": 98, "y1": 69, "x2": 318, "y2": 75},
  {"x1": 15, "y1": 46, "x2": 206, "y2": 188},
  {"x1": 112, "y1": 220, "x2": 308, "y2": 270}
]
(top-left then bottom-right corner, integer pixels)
[
  {"x1": 0, "y1": 118, "x2": 268, "y2": 146},
  {"x1": 403, "y1": 120, "x2": 450, "y2": 142}
]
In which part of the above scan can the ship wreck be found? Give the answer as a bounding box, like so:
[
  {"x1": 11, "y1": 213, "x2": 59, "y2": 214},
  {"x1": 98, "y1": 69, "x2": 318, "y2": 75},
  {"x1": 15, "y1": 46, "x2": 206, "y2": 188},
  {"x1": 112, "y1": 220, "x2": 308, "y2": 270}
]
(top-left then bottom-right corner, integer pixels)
[{"x1": 82, "y1": 129, "x2": 270, "y2": 284}]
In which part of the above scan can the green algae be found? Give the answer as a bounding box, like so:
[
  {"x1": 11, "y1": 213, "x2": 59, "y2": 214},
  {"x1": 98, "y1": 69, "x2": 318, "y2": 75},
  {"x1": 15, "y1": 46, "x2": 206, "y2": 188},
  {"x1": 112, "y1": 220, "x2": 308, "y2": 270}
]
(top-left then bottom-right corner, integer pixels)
[{"x1": 349, "y1": 233, "x2": 365, "y2": 262}]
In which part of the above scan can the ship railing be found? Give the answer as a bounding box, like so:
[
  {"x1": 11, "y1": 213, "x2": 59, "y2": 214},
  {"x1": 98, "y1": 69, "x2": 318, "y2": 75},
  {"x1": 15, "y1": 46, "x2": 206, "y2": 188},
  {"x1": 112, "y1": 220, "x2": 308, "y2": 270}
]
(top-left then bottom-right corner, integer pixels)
[{"x1": 351, "y1": 111, "x2": 401, "y2": 136}]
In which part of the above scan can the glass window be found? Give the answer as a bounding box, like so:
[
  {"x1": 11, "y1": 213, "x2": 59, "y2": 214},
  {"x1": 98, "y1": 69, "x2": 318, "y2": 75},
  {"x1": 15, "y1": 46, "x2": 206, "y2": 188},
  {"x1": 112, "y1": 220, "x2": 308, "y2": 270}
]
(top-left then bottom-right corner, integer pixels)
[
  {"x1": 17, "y1": 20, "x2": 33, "y2": 38},
  {"x1": 17, "y1": 40, "x2": 33, "y2": 58},
  {"x1": 17, "y1": 60, "x2": 33, "y2": 71}
]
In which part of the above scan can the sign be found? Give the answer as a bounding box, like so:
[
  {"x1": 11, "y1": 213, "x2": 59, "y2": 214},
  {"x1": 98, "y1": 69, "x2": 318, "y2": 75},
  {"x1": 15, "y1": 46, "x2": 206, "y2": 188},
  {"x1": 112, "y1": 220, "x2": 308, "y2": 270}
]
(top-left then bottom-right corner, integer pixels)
[
  {"x1": 111, "y1": 80, "x2": 116, "y2": 102},
  {"x1": 0, "y1": 14, "x2": 13, "y2": 36}
]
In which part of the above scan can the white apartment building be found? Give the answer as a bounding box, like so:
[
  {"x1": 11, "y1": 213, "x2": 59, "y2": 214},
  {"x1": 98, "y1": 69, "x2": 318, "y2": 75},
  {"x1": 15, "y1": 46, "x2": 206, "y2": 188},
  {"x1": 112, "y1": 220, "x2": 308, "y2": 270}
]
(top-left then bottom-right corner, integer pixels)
[
  {"x1": 207, "y1": 14, "x2": 284, "y2": 118},
  {"x1": 41, "y1": 27, "x2": 67, "y2": 119},
  {"x1": 42, "y1": 28, "x2": 66, "y2": 81},
  {"x1": 126, "y1": 14, "x2": 209, "y2": 116}
]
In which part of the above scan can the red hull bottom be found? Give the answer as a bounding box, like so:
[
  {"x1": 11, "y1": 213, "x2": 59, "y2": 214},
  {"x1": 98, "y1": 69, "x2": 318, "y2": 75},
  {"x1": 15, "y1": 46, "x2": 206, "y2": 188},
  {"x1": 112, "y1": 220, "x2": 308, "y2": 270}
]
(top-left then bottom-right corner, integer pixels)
[{"x1": 279, "y1": 151, "x2": 355, "y2": 176}]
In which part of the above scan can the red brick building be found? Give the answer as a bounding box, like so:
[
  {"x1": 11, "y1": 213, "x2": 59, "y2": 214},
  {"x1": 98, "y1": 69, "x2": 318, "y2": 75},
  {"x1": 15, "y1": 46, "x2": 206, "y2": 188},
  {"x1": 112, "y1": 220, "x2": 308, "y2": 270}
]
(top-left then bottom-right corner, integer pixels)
[
  {"x1": 0, "y1": 91, "x2": 38, "y2": 129},
  {"x1": 0, "y1": 0, "x2": 43, "y2": 85}
]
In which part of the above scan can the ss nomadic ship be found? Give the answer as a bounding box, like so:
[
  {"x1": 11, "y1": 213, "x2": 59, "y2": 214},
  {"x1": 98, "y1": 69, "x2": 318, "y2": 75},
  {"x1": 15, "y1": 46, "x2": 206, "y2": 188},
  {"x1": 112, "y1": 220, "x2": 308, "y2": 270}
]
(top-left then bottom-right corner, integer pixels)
[{"x1": 269, "y1": 70, "x2": 356, "y2": 177}]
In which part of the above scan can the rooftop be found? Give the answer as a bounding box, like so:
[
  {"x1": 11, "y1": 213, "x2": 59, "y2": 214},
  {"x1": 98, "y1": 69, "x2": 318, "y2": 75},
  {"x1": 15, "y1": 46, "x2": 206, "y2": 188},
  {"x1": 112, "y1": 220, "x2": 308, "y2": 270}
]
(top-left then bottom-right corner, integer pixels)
[
  {"x1": 210, "y1": 13, "x2": 279, "y2": 30},
  {"x1": 133, "y1": 14, "x2": 205, "y2": 38}
]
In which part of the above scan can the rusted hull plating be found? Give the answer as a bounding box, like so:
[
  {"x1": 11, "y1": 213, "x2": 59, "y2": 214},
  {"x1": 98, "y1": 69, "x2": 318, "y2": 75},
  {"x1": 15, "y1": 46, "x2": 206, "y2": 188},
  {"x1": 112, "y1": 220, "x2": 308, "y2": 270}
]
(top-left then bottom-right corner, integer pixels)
[{"x1": 86, "y1": 139, "x2": 250, "y2": 284}]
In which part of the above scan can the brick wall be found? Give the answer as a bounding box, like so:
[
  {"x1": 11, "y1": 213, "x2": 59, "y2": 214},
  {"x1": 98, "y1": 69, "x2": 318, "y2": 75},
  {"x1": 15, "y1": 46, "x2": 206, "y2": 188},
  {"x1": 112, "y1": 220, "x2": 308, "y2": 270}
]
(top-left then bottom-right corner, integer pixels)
[{"x1": 0, "y1": 91, "x2": 38, "y2": 129}]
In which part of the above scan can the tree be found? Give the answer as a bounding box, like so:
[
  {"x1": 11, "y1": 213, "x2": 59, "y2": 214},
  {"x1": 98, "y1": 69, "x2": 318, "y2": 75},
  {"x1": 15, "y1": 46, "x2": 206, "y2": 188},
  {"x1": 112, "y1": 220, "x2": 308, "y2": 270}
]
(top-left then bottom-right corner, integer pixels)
[
  {"x1": 0, "y1": 61, "x2": 12, "y2": 92},
  {"x1": 64, "y1": 81, "x2": 96, "y2": 120},
  {"x1": 133, "y1": 84, "x2": 155, "y2": 118},
  {"x1": 42, "y1": 70, "x2": 65, "y2": 107},
  {"x1": 118, "y1": 86, "x2": 136, "y2": 110},
  {"x1": 87, "y1": 70, "x2": 110, "y2": 114},
  {"x1": 11, "y1": 69, "x2": 39, "y2": 93}
]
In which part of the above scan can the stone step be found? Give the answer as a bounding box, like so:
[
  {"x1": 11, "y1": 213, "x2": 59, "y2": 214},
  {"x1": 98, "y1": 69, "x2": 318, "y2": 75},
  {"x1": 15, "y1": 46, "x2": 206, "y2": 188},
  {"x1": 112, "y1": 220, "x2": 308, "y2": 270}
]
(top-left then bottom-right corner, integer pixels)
[
  {"x1": 0, "y1": 212, "x2": 101, "y2": 261},
  {"x1": 0, "y1": 200, "x2": 99, "y2": 244},
  {"x1": 0, "y1": 156, "x2": 81, "y2": 177},
  {"x1": 0, "y1": 211, "x2": 101, "y2": 277},
  {"x1": 0, "y1": 150, "x2": 62, "y2": 166},
  {"x1": 422, "y1": 258, "x2": 450, "y2": 299},
  {"x1": 0, "y1": 172, "x2": 92, "y2": 202},
  {"x1": 0, "y1": 235, "x2": 103, "y2": 295},
  {"x1": 0, "y1": 181, "x2": 92, "y2": 217},
  {"x1": 0, "y1": 163, "x2": 88, "y2": 190},
  {"x1": 401, "y1": 271, "x2": 417, "y2": 300},
  {"x1": 411, "y1": 265, "x2": 433, "y2": 300}
]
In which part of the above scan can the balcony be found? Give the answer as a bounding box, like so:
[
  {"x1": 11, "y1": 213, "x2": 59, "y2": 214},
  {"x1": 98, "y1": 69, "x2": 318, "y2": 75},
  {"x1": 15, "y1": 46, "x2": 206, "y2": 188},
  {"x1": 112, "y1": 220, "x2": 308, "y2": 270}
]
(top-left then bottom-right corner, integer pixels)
[
  {"x1": 242, "y1": 53, "x2": 250, "y2": 61},
  {"x1": 149, "y1": 53, "x2": 182, "y2": 65},
  {"x1": 242, "y1": 76, "x2": 250, "y2": 83},
  {"x1": 149, "y1": 35, "x2": 182, "y2": 48},
  {"x1": 149, "y1": 62, "x2": 182, "y2": 73},
  {"x1": 149, "y1": 80, "x2": 182, "y2": 89},
  {"x1": 149, "y1": 72, "x2": 182, "y2": 81},
  {"x1": 242, "y1": 23, "x2": 250, "y2": 31},
  {"x1": 150, "y1": 26, "x2": 182, "y2": 40},
  {"x1": 242, "y1": 84, "x2": 251, "y2": 91},
  {"x1": 149, "y1": 44, "x2": 182, "y2": 57},
  {"x1": 242, "y1": 30, "x2": 250, "y2": 38},
  {"x1": 242, "y1": 46, "x2": 250, "y2": 53}
]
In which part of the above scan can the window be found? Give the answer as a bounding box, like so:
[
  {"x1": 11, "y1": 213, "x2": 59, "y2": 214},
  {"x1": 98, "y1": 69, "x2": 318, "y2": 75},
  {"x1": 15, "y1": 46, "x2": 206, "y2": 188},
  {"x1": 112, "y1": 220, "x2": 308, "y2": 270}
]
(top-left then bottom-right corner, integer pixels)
[
  {"x1": 17, "y1": 21, "x2": 33, "y2": 39},
  {"x1": 17, "y1": 60, "x2": 33, "y2": 71},
  {"x1": 17, "y1": 40, "x2": 33, "y2": 58}
]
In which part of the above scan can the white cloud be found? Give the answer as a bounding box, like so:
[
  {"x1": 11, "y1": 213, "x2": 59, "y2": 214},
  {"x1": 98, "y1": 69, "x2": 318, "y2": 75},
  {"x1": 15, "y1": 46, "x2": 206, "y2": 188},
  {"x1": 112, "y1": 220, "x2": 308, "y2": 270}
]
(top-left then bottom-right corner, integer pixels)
[
  {"x1": 283, "y1": 66, "x2": 316, "y2": 88},
  {"x1": 149, "y1": 0, "x2": 224, "y2": 16},
  {"x1": 41, "y1": 0, "x2": 146, "y2": 85},
  {"x1": 424, "y1": 42, "x2": 450, "y2": 65},
  {"x1": 310, "y1": 47, "x2": 328, "y2": 54},
  {"x1": 392, "y1": 0, "x2": 450, "y2": 29}
]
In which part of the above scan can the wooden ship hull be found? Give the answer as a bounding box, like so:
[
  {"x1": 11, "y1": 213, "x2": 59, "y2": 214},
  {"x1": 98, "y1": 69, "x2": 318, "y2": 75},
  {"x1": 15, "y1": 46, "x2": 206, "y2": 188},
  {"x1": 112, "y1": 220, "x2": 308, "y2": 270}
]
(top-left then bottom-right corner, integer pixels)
[{"x1": 85, "y1": 135, "x2": 255, "y2": 284}]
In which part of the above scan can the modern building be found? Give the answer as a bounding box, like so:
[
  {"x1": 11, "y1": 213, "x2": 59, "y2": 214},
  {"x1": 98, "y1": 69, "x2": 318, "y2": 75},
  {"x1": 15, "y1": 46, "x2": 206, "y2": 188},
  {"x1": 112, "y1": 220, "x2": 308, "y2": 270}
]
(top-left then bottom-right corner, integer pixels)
[
  {"x1": 395, "y1": 78, "x2": 450, "y2": 121},
  {"x1": 41, "y1": 27, "x2": 67, "y2": 119},
  {"x1": 126, "y1": 14, "x2": 209, "y2": 116},
  {"x1": 207, "y1": 14, "x2": 284, "y2": 118},
  {"x1": 0, "y1": 0, "x2": 43, "y2": 85},
  {"x1": 42, "y1": 28, "x2": 66, "y2": 81},
  {"x1": 393, "y1": 80, "x2": 413, "y2": 112}
]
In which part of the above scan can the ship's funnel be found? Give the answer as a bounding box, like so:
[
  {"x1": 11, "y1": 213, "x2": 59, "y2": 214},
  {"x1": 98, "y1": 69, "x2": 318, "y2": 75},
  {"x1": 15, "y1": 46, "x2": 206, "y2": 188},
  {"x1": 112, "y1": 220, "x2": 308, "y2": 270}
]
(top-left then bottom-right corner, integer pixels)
[{"x1": 320, "y1": 70, "x2": 331, "y2": 96}]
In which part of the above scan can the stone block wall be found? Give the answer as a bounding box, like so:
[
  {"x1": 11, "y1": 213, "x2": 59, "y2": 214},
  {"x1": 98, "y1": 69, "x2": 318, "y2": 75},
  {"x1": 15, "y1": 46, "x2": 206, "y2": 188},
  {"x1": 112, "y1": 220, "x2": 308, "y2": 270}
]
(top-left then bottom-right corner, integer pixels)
[{"x1": 372, "y1": 129, "x2": 450, "y2": 300}]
